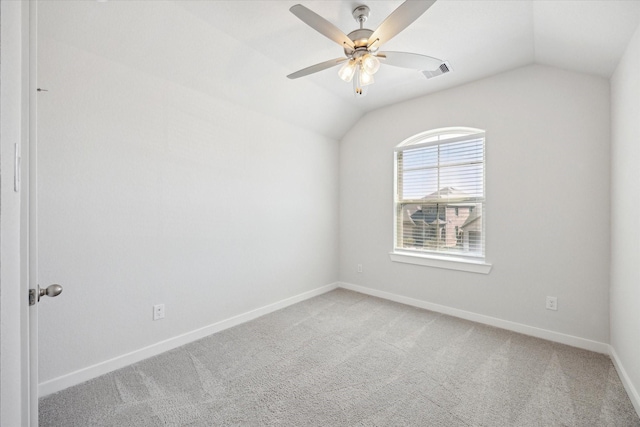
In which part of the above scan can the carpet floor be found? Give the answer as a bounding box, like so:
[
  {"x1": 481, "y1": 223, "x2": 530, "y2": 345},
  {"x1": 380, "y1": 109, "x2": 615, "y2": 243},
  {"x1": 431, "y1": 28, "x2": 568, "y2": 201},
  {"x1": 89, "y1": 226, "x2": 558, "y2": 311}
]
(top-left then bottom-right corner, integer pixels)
[{"x1": 40, "y1": 289, "x2": 640, "y2": 426}]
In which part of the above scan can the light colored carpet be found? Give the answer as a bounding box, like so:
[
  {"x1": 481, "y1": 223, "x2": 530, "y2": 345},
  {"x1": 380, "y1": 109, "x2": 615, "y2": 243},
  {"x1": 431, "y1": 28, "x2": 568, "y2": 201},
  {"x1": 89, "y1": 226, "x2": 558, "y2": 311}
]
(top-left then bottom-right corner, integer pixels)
[{"x1": 40, "y1": 289, "x2": 640, "y2": 426}]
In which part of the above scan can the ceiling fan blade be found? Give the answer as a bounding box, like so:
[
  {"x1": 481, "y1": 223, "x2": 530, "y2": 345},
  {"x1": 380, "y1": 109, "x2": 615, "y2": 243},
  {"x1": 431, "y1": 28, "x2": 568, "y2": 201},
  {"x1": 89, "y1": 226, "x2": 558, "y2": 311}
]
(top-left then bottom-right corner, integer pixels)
[
  {"x1": 287, "y1": 57, "x2": 348, "y2": 79},
  {"x1": 367, "y1": 0, "x2": 437, "y2": 48},
  {"x1": 377, "y1": 51, "x2": 443, "y2": 70},
  {"x1": 290, "y1": 5, "x2": 355, "y2": 51}
]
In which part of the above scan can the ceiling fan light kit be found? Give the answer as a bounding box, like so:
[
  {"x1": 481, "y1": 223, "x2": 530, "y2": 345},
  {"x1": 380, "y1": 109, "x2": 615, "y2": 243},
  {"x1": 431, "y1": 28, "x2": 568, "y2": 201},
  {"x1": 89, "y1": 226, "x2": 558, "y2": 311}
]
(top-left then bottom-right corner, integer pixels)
[{"x1": 287, "y1": 0, "x2": 449, "y2": 97}]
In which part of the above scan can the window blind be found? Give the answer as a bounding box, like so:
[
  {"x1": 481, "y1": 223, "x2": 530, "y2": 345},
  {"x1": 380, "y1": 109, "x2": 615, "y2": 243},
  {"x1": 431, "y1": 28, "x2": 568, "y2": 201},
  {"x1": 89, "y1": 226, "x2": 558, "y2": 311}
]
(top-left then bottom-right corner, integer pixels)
[{"x1": 395, "y1": 131, "x2": 485, "y2": 258}]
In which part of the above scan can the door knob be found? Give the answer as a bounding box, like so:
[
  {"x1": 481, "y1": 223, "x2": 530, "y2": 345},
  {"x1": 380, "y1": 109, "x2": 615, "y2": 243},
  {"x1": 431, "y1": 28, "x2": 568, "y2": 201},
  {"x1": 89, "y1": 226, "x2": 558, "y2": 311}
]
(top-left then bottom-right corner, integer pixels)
[
  {"x1": 29, "y1": 284, "x2": 63, "y2": 306},
  {"x1": 39, "y1": 284, "x2": 63, "y2": 299}
]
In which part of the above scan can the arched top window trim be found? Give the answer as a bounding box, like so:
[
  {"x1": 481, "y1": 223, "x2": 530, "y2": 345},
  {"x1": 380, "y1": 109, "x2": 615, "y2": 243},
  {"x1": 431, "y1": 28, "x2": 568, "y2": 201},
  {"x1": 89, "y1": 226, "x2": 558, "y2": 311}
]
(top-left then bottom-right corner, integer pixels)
[{"x1": 396, "y1": 127, "x2": 485, "y2": 151}]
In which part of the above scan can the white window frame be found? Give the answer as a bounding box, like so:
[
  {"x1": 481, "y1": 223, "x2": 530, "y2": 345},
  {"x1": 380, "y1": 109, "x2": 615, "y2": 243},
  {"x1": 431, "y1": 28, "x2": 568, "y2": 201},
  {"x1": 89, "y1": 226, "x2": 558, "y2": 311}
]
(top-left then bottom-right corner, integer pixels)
[{"x1": 390, "y1": 127, "x2": 492, "y2": 274}]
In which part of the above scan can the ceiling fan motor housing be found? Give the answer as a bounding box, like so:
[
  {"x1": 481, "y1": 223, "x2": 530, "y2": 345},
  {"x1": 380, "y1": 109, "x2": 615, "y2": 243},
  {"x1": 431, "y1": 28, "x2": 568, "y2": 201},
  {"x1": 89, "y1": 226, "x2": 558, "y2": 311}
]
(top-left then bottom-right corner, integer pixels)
[
  {"x1": 345, "y1": 29, "x2": 374, "y2": 55},
  {"x1": 345, "y1": 4, "x2": 374, "y2": 55}
]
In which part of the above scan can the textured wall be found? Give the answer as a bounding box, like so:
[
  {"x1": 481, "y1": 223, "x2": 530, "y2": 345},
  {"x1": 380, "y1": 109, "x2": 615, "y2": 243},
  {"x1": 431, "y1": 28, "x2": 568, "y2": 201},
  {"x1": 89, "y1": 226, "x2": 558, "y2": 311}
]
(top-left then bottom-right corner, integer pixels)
[
  {"x1": 611, "y1": 22, "x2": 640, "y2": 409},
  {"x1": 340, "y1": 64, "x2": 611, "y2": 343}
]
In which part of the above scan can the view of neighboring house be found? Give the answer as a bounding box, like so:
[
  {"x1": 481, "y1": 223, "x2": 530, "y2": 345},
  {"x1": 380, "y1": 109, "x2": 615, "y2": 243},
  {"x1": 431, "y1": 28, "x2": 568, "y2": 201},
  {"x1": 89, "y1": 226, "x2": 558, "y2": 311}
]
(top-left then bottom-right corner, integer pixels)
[{"x1": 400, "y1": 187, "x2": 482, "y2": 254}]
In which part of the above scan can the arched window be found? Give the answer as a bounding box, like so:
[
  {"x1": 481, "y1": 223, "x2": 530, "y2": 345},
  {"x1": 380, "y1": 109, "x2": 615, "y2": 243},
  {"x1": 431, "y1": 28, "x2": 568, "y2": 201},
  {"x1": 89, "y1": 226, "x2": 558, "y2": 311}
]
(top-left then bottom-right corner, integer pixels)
[{"x1": 394, "y1": 127, "x2": 485, "y2": 260}]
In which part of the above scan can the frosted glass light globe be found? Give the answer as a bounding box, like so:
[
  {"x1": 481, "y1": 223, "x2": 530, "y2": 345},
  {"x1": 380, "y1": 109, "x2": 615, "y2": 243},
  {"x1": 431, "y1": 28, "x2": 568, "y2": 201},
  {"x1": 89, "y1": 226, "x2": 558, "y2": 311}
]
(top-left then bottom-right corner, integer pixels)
[
  {"x1": 361, "y1": 54, "x2": 380, "y2": 75},
  {"x1": 338, "y1": 59, "x2": 357, "y2": 82}
]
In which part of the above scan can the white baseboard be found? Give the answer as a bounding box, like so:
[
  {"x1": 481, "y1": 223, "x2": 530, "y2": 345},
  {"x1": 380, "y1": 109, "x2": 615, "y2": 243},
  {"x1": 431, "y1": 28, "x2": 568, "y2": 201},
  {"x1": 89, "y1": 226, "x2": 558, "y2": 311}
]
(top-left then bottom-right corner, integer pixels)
[
  {"x1": 39, "y1": 282, "x2": 339, "y2": 397},
  {"x1": 338, "y1": 282, "x2": 610, "y2": 354},
  {"x1": 609, "y1": 346, "x2": 640, "y2": 417}
]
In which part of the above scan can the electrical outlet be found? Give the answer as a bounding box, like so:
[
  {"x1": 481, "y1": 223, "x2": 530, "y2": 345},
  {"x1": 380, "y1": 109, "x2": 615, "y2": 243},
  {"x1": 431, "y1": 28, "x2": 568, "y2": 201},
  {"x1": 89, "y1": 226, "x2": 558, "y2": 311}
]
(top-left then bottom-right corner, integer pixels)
[
  {"x1": 153, "y1": 304, "x2": 165, "y2": 320},
  {"x1": 546, "y1": 296, "x2": 557, "y2": 311},
  {"x1": 357, "y1": 264, "x2": 363, "y2": 273}
]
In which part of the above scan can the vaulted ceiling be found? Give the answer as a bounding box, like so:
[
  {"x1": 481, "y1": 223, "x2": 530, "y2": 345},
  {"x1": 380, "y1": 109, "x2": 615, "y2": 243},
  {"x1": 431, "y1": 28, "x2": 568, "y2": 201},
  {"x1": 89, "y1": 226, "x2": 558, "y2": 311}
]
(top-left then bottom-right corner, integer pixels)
[{"x1": 41, "y1": 1, "x2": 640, "y2": 140}]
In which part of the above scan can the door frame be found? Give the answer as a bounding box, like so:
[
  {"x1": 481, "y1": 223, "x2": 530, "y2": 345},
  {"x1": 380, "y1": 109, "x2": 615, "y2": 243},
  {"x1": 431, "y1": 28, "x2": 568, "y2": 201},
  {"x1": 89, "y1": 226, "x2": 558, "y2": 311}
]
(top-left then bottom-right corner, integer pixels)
[
  {"x1": 28, "y1": 0, "x2": 40, "y2": 424},
  {"x1": 0, "y1": 1, "x2": 36, "y2": 425}
]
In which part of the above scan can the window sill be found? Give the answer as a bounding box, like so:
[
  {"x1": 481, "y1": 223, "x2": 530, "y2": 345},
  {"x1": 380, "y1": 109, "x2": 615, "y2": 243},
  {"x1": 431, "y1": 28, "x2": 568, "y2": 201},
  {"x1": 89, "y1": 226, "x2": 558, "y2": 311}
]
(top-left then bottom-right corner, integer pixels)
[{"x1": 389, "y1": 252, "x2": 492, "y2": 274}]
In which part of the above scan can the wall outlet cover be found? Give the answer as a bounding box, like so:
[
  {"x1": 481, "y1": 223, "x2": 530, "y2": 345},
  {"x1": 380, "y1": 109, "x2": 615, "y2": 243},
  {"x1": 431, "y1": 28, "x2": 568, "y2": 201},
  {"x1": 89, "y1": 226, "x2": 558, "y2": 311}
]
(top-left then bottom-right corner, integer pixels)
[{"x1": 153, "y1": 304, "x2": 165, "y2": 320}]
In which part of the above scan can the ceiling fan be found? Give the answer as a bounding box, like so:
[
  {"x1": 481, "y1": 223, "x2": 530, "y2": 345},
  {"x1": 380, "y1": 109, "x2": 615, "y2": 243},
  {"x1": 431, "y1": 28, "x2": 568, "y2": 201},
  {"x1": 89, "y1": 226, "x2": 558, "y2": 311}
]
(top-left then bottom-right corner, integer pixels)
[{"x1": 287, "y1": 0, "x2": 450, "y2": 96}]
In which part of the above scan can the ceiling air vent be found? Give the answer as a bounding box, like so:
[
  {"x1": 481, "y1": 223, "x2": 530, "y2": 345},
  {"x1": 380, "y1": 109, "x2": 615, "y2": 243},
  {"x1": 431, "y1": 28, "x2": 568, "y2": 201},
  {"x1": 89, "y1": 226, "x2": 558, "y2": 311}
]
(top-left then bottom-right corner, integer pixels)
[{"x1": 422, "y1": 61, "x2": 452, "y2": 79}]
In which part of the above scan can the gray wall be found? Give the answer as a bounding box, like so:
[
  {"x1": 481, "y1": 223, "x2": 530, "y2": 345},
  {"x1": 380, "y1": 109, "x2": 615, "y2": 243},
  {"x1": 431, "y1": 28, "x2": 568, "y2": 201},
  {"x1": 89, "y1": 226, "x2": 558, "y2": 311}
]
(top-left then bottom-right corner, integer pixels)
[
  {"x1": 611, "y1": 22, "x2": 640, "y2": 410},
  {"x1": 36, "y1": 5, "x2": 340, "y2": 383},
  {"x1": 340, "y1": 64, "x2": 611, "y2": 344}
]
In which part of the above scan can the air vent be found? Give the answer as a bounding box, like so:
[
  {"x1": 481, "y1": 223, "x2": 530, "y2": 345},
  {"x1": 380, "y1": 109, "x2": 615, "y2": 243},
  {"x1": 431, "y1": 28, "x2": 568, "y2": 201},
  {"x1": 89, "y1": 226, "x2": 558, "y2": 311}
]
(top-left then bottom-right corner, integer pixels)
[{"x1": 422, "y1": 61, "x2": 452, "y2": 79}]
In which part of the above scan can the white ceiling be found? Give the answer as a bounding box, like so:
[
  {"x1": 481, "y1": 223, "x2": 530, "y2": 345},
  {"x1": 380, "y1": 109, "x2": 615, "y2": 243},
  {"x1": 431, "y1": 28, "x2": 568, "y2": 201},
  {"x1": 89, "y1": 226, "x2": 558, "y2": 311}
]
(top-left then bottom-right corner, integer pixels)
[
  {"x1": 179, "y1": 0, "x2": 640, "y2": 108},
  {"x1": 40, "y1": 1, "x2": 640, "y2": 140}
]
